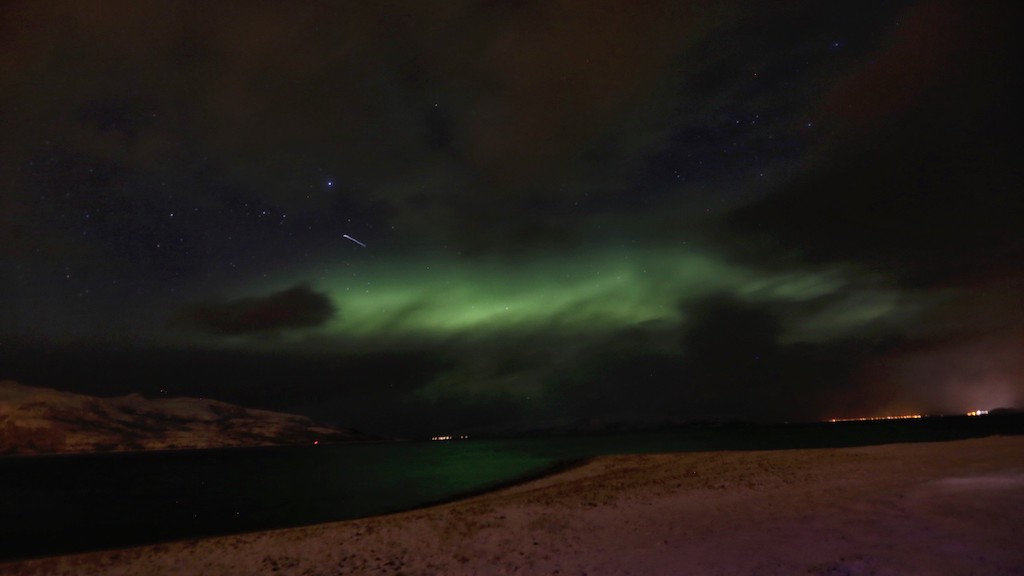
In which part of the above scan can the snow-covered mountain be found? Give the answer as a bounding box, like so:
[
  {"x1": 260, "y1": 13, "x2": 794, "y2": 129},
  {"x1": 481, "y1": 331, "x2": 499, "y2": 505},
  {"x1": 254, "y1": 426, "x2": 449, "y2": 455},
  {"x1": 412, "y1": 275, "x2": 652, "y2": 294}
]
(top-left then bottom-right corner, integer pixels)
[{"x1": 0, "y1": 381, "x2": 366, "y2": 455}]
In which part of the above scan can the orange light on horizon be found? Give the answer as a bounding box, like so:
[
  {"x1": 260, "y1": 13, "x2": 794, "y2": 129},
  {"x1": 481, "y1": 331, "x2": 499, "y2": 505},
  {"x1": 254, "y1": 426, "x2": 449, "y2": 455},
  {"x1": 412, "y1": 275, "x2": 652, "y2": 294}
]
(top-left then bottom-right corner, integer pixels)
[{"x1": 827, "y1": 414, "x2": 923, "y2": 423}]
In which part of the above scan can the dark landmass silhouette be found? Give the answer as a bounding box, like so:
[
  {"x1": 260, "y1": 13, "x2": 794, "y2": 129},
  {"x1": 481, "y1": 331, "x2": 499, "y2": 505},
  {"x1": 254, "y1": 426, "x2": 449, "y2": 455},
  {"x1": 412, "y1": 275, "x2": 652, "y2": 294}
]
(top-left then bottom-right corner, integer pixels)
[{"x1": 0, "y1": 381, "x2": 367, "y2": 456}]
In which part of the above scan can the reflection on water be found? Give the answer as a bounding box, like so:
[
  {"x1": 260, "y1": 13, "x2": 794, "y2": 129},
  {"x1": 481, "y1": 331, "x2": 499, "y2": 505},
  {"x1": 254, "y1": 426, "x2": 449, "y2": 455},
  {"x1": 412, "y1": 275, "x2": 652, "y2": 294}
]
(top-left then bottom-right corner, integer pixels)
[{"x1": 1, "y1": 414, "x2": 1020, "y2": 561}]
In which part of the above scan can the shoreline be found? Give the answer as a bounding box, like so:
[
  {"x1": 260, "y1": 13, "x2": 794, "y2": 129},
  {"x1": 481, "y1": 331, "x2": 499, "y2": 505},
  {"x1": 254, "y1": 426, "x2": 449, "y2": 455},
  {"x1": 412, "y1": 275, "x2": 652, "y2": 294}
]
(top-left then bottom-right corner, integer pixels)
[
  {"x1": 0, "y1": 453, "x2": 596, "y2": 564},
  {"x1": 3, "y1": 436, "x2": 1023, "y2": 575},
  {"x1": 0, "y1": 437, "x2": 395, "y2": 461}
]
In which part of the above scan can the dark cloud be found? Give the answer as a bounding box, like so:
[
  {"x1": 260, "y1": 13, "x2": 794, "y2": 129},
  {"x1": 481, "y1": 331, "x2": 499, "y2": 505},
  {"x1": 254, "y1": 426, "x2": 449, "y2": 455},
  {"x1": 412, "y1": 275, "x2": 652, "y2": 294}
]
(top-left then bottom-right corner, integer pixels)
[
  {"x1": 0, "y1": 341, "x2": 451, "y2": 435},
  {"x1": 178, "y1": 284, "x2": 335, "y2": 336},
  {"x1": 1, "y1": 0, "x2": 850, "y2": 257},
  {"x1": 675, "y1": 295, "x2": 883, "y2": 420},
  {"x1": 712, "y1": 2, "x2": 1024, "y2": 421},
  {"x1": 731, "y1": 2, "x2": 1023, "y2": 286},
  {"x1": 1, "y1": 0, "x2": 931, "y2": 264},
  {"x1": 3, "y1": 1, "x2": 1019, "y2": 434},
  {"x1": 435, "y1": 295, "x2": 886, "y2": 428}
]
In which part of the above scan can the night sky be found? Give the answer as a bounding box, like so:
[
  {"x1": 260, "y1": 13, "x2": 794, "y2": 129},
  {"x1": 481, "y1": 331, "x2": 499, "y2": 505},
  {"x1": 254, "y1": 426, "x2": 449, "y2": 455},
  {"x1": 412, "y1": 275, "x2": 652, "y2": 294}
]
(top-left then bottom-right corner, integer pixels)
[{"x1": 2, "y1": 1, "x2": 1021, "y2": 437}]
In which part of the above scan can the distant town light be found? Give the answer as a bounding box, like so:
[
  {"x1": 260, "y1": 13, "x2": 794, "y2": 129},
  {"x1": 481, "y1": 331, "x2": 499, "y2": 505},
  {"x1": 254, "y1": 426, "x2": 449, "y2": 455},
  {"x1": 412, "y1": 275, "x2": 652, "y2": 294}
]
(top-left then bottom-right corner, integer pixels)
[
  {"x1": 966, "y1": 410, "x2": 989, "y2": 417},
  {"x1": 430, "y1": 435, "x2": 470, "y2": 441},
  {"x1": 827, "y1": 414, "x2": 923, "y2": 423}
]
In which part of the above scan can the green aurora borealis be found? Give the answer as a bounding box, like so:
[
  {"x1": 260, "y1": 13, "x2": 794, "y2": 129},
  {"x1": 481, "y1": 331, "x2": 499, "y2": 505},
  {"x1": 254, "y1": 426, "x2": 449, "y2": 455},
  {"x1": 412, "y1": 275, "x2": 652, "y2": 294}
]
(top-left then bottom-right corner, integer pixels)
[
  {"x1": 268, "y1": 246, "x2": 900, "y2": 343},
  {"x1": 2, "y1": 1, "x2": 1021, "y2": 435}
]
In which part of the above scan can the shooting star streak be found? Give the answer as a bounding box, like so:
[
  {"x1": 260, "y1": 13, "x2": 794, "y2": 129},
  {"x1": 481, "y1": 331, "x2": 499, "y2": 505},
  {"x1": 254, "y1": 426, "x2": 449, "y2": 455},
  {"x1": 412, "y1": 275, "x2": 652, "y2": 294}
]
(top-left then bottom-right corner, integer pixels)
[{"x1": 343, "y1": 234, "x2": 367, "y2": 248}]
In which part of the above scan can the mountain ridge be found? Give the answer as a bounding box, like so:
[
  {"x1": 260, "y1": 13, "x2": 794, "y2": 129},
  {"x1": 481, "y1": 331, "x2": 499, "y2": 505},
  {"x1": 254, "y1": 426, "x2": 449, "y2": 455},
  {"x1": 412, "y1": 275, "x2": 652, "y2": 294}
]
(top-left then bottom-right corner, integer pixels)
[{"x1": 0, "y1": 380, "x2": 366, "y2": 456}]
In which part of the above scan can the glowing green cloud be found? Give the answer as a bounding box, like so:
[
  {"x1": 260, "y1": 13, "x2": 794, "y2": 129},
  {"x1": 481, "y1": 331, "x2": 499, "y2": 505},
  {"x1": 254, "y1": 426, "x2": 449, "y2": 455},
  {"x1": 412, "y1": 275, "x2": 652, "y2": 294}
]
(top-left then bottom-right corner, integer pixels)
[
  {"x1": 317, "y1": 248, "x2": 725, "y2": 336},
  {"x1": 252, "y1": 244, "x2": 904, "y2": 341}
]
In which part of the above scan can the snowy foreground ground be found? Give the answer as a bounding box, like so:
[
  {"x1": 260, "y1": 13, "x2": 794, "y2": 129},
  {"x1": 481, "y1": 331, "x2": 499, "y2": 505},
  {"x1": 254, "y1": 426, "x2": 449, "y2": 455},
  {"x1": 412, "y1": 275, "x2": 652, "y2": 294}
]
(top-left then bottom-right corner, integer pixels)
[{"x1": 3, "y1": 436, "x2": 1022, "y2": 576}]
